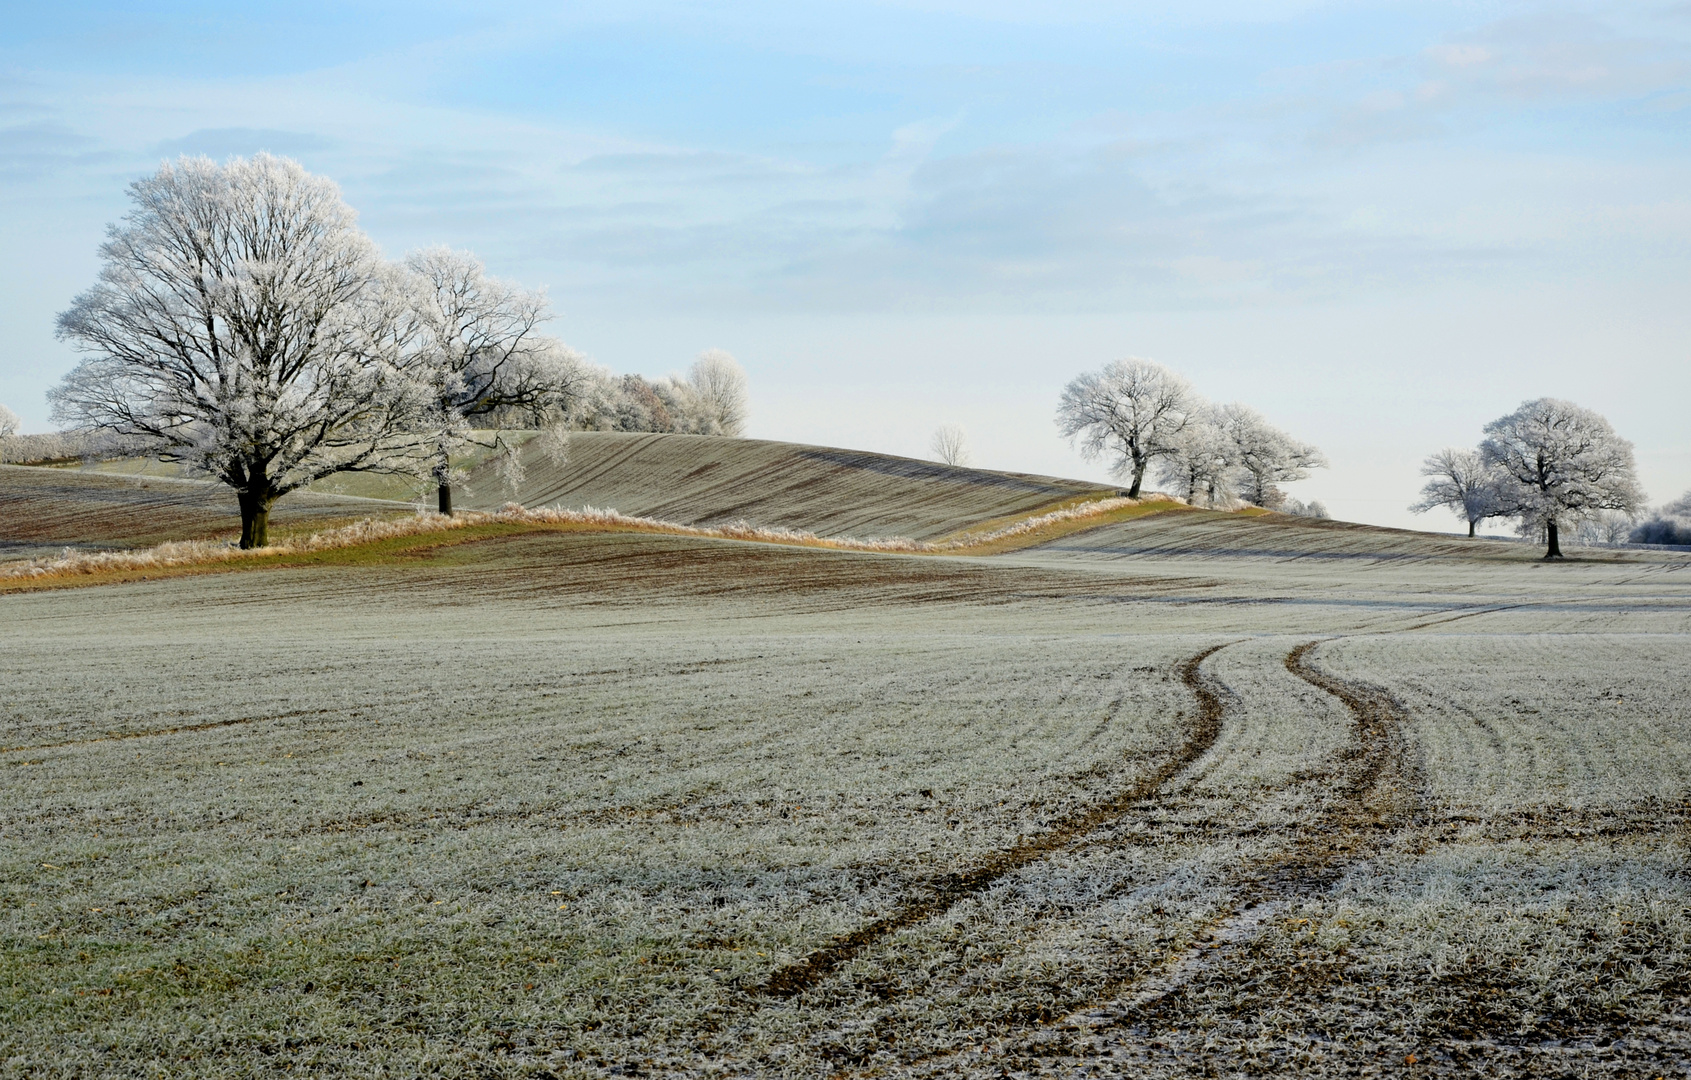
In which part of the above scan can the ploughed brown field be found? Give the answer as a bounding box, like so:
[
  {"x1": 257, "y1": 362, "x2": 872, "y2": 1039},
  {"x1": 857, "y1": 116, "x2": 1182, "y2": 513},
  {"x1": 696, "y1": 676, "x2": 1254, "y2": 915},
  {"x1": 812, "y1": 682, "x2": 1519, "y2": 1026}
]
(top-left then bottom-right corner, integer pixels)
[
  {"x1": 0, "y1": 464, "x2": 404, "y2": 562},
  {"x1": 2, "y1": 434, "x2": 1688, "y2": 1078}
]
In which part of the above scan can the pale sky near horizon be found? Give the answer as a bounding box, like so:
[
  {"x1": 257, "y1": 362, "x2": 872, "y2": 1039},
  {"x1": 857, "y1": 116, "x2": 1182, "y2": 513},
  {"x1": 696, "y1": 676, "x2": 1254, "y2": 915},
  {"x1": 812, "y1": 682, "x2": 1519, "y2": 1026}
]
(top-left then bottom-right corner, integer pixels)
[{"x1": 2, "y1": 2, "x2": 1688, "y2": 530}]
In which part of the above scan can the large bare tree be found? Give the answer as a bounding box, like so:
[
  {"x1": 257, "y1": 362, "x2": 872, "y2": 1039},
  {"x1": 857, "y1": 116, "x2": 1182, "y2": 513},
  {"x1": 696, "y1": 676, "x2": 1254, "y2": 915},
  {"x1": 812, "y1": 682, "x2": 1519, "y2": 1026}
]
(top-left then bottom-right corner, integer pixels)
[
  {"x1": 51, "y1": 155, "x2": 430, "y2": 547},
  {"x1": 0, "y1": 403, "x2": 18, "y2": 441},
  {"x1": 1056, "y1": 358, "x2": 1198, "y2": 497},
  {"x1": 1410, "y1": 447, "x2": 1506, "y2": 537},
  {"x1": 1481, "y1": 398, "x2": 1644, "y2": 558}
]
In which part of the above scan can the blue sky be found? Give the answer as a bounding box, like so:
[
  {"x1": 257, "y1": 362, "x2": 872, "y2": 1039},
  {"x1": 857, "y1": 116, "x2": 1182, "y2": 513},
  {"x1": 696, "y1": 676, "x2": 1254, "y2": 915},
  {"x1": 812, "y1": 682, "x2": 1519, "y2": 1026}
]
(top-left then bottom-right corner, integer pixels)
[{"x1": 3, "y1": 1, "x2": 1688, "y2": 528}]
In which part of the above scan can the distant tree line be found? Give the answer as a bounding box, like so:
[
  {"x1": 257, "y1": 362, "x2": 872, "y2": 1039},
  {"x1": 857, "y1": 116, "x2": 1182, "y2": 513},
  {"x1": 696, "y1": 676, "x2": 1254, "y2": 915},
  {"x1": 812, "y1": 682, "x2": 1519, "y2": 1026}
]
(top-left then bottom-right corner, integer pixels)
[
  {"x1": 554, "y1": 350, "x2": 747, "y2": 437},
  {"x1": 1055, "y1": 358, "x2": 1327, "y2": 513},
  {"x1": 1411, "y1": 398, "x2": 1656, "y2": 558},
  {"x1": 41, "y1": 154, "x2": 748, "y2": 546},
  {"x1": 0, "y1": 427, "x2": 140, "y2": 465}
]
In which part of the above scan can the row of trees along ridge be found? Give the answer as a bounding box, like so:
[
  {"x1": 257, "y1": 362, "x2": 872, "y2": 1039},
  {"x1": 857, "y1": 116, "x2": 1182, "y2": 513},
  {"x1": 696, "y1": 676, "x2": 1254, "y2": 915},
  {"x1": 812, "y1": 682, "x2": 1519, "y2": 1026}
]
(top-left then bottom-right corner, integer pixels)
[
  {"x1": 47, "y1": 154, "x2": 747, "y2": 546},
  {"x1": 1056, "y1": 357, "x2": 1327, "y2": 510}
]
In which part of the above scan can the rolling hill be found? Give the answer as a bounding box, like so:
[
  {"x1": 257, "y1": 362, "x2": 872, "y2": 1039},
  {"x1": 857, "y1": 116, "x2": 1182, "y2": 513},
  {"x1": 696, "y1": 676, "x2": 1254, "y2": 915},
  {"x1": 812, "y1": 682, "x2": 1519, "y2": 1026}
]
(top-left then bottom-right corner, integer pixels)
[
  {"x1": 448, "y1": 431, "x2": 1114, "y2": 540},
  {"x1": 7, "y1": 431, "x2": 1614, "y2": 566}
]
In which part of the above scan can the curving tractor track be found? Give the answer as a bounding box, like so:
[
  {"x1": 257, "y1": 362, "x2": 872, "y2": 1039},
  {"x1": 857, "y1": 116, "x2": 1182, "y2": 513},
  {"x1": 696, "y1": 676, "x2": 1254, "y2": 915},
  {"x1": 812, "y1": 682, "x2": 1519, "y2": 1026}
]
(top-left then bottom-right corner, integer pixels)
[
  {"x1": 751, "y1": 641, "x2": 1235, "y2": 1001},
  {"x1": 860, "y1": 637, "x2": 1421, "y2": 1078}
]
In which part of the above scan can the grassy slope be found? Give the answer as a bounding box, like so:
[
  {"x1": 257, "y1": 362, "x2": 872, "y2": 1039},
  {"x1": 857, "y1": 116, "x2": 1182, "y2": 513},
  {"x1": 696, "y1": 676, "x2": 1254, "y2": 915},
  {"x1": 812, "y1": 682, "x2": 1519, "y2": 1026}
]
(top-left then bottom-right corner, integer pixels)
[
  {"x1": 1037, "y1": 506, "x2": 1539, "y2": 563},
  {"x1": 13, "y1": 431, "x2": 1668, "y2": 600}
]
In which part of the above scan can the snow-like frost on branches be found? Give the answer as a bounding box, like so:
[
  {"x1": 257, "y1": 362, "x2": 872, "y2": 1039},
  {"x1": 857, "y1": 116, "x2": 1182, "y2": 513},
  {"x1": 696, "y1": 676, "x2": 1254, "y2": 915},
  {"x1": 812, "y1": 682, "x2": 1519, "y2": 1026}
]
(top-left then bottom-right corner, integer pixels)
[
  {"x1": 1057, "y1": 359, "x2": 1325, "y2": 508},
  {"x1": 1212, "y1": 402, "x2": 1326, "y2": 509},
  {"x1": 688, "y1": 349, "x2": 749, "y2": 436},
  {"x1": 1156, "y1": 410, "x2": 1236, "y2": 507},
  {"x1": 402, "y1": 246, "x2": 590, "y2": 511},
  {"x1": 1056, "y1": 358, "x2": 1197, "y2": 498},
  {"x1": 1480, "y1": 398, "x2": 1643, "y2": 556},
  {"x1": 1410, "y1": 447, "x2": 1509, "y2": 537},
  {"x1": 50, "y1": 154, "x2": 436, "y2": 547}
]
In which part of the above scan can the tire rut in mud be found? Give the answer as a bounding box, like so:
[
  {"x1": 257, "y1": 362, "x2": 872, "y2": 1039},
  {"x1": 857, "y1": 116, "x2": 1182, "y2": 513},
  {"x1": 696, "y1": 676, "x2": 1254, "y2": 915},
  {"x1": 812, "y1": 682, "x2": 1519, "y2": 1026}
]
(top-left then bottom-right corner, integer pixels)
[
  {"x1": 888, "y1": 639, "x2": 1419, "y2": 1076},
  {"x1": 751, "y1": 641, "x2": 1234, "y2": 1000},
  {"x1": 1230, "y1": 638, "x2": 1417, "y2": 898},
  {"x1": 1106, "y1": 641, "x2": 1416, "y2": 996}
]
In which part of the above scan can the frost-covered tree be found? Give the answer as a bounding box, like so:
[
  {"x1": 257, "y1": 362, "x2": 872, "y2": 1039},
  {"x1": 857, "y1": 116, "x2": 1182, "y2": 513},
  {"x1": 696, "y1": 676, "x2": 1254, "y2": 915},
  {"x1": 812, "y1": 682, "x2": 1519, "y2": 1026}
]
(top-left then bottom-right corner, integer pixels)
[
  {"x1": 1630, "y1": 518, "x2": 1691, "y2": 545},
  {"x1": 50, "y1": 155, "x2": 430, "y2": 548},
  {"x1": 610, "y1": 374, "x2": 681, "y2": 432},
  {"x1": 1056, "y1": 358, "x2": 1198, "y2": 498},
  {"x1": 931, "y1": 423, "x2": 971, "y2": 467},
  {"x1": 1573, "y1": 511, "x2": 1637, "y2": 546},
  {"x1": 1480, "y1": 398, "x2": 1644, "y2": 559},
  {"x1": 404, "y1": 246, "x2": 588, "y2": 515},
  {"x1": 560, "y1": 365, "x2": 746, "y2": 436},
  {"x1": 1156, "y1": 410, "x2": 1235, "y2": 506},
  {"x1": 1410, "y1": 447, "x2": 1507, "y2": 538},
  {"x1": 575, "y1": 365, "x2": 729, "y2": 437},
  {"x1": 1213, "y1": 402, "x2": 1326, "y2": 508},
  {"x1": 0, "y1": 403, "x2": 18, "y2": 440},
  {"x1": 688, "y1": 349, "x2": 749, "y2": 436},
  {"x1": 0, "y1": 429, "x2": 90, "y2": 465}
]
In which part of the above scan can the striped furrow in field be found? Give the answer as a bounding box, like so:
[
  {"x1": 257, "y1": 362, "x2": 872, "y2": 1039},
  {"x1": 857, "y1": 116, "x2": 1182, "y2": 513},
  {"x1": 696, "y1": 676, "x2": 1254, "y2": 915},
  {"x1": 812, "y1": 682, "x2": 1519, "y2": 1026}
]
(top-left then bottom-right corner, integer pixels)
[{"x1": 456, "y1": 431, "x2": 1110, "y2": 540}]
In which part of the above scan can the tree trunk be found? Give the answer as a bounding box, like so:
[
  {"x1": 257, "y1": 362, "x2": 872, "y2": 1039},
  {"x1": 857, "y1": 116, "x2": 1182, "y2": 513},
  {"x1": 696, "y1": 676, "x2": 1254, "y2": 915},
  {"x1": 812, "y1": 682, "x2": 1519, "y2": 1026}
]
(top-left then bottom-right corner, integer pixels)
[
  {"x1": 434, "y1": 454, "x2": 453, "y2": 516},
  {"x1": 1544, "y1": 519, "x2": 1562, "y2": 559},
  {"x1": 237, "y1": 486, "x2": 272, "y2": 549},
  {"x1": 1126, "y1": 458, "x2": 1145, "y2": 499},
  {"x1": 1467, "y1": 518, "x2": 1476, "y2": 538}
]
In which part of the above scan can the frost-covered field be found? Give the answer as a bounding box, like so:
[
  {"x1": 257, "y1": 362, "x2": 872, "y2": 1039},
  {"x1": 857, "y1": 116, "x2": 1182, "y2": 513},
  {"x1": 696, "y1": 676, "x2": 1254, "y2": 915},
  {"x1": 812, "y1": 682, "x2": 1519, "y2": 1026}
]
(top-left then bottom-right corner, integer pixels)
[{"x1": 3, "y1": 526, "x2": 1690, "y2": 1077}]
